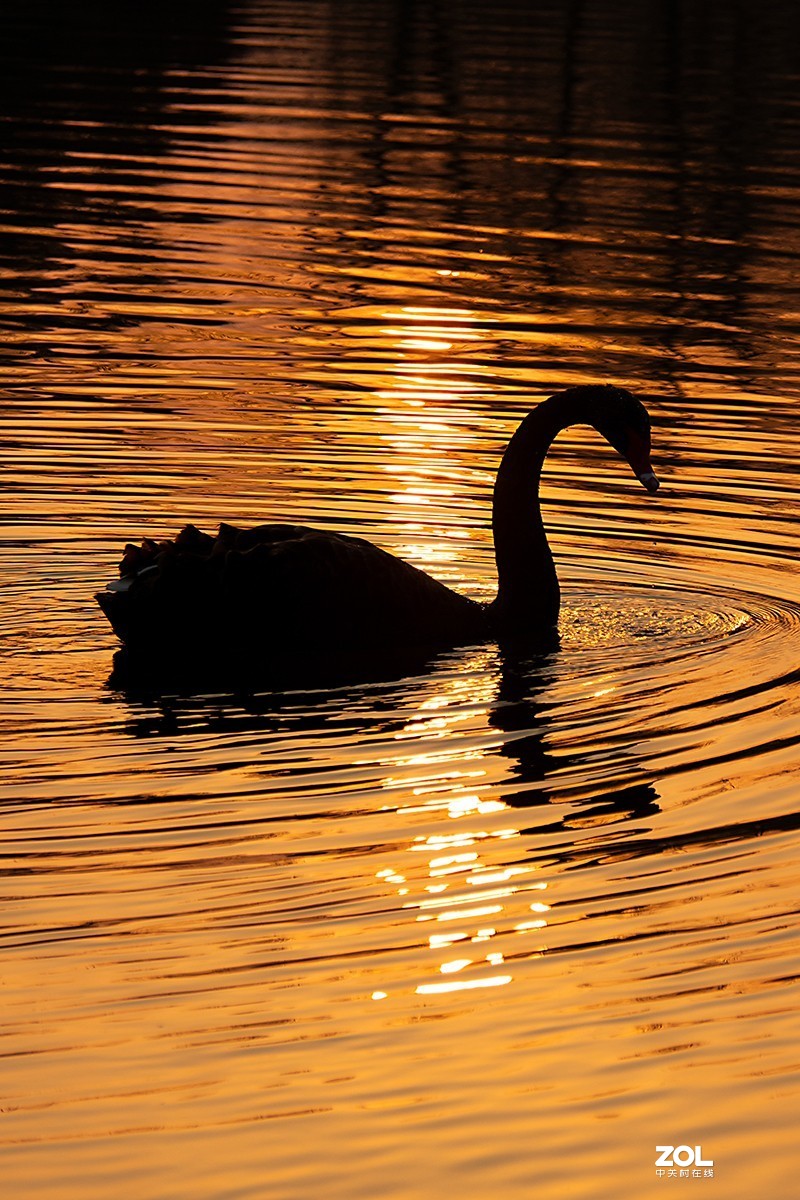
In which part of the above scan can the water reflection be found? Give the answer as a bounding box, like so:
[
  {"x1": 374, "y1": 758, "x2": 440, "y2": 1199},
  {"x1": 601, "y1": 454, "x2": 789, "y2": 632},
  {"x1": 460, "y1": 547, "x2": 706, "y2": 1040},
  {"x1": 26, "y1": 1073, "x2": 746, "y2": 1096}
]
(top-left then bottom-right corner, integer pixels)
[
  {"x1": 108, "y1": 642, "x2": 665, "y2": 1003},
  {"x1": 367, "y1": 647, "x2": 663, "y2": 995},
  {"x1": 3, "y1": 1, "x2": 800, "y2": 1198}
]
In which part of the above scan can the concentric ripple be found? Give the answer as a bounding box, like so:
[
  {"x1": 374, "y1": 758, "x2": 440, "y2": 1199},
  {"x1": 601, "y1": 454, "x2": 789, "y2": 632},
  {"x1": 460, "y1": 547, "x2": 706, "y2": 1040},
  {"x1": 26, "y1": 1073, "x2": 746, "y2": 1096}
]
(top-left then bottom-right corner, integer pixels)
[{"x1": 562, "y1": 587, "x2": 752, "y2": 650}]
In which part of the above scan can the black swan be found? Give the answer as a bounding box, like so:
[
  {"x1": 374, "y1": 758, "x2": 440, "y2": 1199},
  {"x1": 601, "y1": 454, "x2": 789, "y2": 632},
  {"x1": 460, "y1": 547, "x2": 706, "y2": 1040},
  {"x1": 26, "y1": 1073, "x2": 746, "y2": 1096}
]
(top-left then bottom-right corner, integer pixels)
[{"x1": 97, "y1": 384, "x2": 658, "y2": 682}]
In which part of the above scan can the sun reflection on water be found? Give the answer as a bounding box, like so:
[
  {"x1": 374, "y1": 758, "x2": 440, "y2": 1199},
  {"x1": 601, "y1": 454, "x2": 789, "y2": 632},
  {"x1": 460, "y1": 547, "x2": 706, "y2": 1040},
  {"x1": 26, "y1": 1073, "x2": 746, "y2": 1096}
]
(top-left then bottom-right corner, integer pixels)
[
  {"x1": 369, "y1": 655, "x2": 555, "y2": 998},
  {"x1": 354, "y1": 302, "x2": 500, "y2": 592}
]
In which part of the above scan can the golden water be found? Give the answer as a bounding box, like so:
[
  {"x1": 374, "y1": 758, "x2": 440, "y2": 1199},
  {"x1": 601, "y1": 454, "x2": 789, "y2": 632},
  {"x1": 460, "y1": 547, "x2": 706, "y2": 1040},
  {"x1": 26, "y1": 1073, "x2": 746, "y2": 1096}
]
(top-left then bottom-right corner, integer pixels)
[{"x1": 2, "y1": 3, "x2": 799, "y2": 1197}]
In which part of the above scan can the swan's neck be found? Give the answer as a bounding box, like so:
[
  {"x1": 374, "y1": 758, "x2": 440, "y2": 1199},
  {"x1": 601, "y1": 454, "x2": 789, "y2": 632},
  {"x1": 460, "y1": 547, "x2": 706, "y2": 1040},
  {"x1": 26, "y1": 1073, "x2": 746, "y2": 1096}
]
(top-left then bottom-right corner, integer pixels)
[{"x1": 490, "y1": 394, "x2": 581, "y2": 633}]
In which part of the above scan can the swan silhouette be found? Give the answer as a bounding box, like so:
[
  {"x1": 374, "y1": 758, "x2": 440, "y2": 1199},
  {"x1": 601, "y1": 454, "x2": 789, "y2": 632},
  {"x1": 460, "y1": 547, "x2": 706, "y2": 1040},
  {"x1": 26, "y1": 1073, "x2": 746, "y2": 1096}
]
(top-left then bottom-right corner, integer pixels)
[{"x1": 97, "y1": 384, "x2": 658, "y2": 682}]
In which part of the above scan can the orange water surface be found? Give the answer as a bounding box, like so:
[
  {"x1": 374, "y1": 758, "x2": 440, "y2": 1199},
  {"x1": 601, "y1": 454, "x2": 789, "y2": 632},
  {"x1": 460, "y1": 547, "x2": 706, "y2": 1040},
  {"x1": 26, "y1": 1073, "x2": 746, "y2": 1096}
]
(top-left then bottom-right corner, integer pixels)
[{"x1": 1, "y1": 3, "x2": 799, "y2": 1197}]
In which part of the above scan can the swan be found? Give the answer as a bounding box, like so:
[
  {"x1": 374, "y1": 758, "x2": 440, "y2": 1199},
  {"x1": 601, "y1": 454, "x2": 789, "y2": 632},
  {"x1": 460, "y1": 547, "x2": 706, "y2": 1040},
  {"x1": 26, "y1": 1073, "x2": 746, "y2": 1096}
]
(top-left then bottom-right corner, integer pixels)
[{"x1": 97, "y1": 384, "x2": 658, "y2": 681}]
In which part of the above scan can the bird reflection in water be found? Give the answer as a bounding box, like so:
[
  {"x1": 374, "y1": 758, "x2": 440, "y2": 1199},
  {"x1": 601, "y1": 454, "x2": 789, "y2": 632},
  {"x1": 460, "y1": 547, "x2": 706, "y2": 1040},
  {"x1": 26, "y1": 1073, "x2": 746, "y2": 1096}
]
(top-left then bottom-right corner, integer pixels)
[
  {"x1": 384, "y1": 647, "x2": 661, "y2": 995},
  {"x1": 110, "y1": 641, "x2": 661, "y2": 999}
]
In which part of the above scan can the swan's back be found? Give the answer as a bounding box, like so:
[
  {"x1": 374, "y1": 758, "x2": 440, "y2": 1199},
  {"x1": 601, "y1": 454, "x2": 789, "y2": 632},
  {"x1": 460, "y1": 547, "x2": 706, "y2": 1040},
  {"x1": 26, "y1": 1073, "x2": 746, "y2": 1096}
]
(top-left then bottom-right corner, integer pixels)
[{"x1": 97, "y1": 522, "x2": 483, "y2": 681}]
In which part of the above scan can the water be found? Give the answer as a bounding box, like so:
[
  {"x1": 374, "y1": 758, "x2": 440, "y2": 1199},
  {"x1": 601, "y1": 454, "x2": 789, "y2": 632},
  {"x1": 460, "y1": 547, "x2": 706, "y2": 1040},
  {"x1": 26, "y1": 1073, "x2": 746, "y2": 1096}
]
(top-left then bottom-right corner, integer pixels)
[{"x1": 2, "y1": 2, "x2": 799, "y2": 1197}]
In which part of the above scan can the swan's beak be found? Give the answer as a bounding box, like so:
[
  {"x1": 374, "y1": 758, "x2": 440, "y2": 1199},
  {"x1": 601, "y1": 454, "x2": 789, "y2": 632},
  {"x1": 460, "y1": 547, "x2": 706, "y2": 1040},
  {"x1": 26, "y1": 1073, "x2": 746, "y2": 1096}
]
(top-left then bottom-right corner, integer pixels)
[
  {"x1": 637, "y1": 470, "x2": 660, "y2": 493},
  {"x1": 625, "y1": 430, "x2": 659, "y2": 493}
]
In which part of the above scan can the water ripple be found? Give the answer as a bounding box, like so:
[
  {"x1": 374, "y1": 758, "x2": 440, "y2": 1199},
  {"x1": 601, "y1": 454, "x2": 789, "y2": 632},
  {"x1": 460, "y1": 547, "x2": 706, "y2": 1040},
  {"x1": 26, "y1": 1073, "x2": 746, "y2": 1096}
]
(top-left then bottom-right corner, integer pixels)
[{"x1": 2, "y1": 2, "x2": 800, "y2": 1197}]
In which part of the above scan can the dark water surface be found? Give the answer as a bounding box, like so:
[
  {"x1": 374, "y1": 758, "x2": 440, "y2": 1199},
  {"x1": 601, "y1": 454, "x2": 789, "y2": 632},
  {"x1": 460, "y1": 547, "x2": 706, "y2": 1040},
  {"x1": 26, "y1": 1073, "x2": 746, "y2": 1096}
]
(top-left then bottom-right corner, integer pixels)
[{"x1": 2, "y1": 3, "x2": 799, "y2": 1197}]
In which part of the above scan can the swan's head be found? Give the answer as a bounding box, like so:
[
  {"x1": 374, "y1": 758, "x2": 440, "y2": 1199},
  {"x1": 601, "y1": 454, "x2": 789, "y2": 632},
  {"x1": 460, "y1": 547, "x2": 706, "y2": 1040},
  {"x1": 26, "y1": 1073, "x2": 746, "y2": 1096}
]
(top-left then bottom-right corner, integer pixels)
[{"x1": 588, "y1": 385, "x2": 659, "y2": 493}]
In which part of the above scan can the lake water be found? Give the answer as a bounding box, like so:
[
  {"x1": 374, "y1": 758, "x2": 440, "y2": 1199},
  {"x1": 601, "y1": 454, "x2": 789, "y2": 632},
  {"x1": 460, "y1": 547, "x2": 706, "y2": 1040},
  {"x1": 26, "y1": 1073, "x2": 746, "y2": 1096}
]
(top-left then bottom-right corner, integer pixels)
[{"x1": 2, "y1": 3, "x2": 799, "y2": 1197}]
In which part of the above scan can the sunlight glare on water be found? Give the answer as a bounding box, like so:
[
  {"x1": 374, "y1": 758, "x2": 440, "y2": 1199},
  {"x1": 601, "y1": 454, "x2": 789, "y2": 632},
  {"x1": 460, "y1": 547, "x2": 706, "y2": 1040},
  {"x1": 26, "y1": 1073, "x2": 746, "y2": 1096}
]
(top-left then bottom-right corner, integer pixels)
[{"x1": 1, "y1": 2, "x2": 800, "y2": 1198}]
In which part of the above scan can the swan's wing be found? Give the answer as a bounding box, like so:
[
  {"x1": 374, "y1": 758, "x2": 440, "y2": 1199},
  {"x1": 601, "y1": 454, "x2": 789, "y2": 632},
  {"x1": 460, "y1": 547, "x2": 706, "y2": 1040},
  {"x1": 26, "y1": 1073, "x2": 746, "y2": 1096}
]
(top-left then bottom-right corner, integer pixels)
[
  {"x1": 222, "y1": 527, "x2": 480, "y2": 649},
  {"x1": 97, "y1": 524, "x2": 482, "y2": 662}
]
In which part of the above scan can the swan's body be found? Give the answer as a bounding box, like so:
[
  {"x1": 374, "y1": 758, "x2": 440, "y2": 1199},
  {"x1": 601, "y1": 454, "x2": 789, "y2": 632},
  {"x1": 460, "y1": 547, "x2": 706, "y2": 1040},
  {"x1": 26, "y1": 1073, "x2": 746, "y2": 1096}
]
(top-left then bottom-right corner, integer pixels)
[{"x1": 97, "y1": 385, "x2": 658, "y2": 682}]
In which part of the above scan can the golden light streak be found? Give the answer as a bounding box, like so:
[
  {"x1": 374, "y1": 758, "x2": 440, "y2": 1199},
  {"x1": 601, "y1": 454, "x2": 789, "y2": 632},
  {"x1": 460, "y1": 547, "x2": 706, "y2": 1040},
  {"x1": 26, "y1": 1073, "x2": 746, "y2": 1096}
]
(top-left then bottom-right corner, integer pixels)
[
  {"x1": 429, "y1": 905, "x2": 503, "y2": 922},
  {"x1": 413, "y1": 887, "x2": 525, "y2": 911},
  {"x1": 416, "y1": 975, "x2": 512, "y2": 995},
  {"x1": 429, "y1": 932, "x2": 469, "y2": 948},
  {"x1": 440, "y1": 958, "x2": 472, "y2": 974}
]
